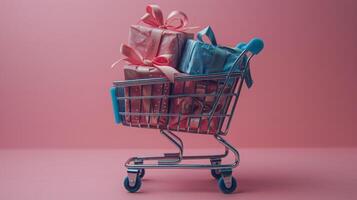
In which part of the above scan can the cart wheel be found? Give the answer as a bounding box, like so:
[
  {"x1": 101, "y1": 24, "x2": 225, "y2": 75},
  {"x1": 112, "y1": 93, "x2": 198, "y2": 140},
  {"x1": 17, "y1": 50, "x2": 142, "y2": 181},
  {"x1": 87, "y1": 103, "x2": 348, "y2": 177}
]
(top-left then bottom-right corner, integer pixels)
[
  {"x1": 124, "y1": 176, "x2": 142, "y2": 193},
  {"x1": 138, "y1": 169, "x2": 145, "y2": 178},
  {"x1": 210, "y1": 169, "x2": 221, "y2": 179},
  {"x1": 218, "y1": 176, "x2": 237, "y2": 194}
]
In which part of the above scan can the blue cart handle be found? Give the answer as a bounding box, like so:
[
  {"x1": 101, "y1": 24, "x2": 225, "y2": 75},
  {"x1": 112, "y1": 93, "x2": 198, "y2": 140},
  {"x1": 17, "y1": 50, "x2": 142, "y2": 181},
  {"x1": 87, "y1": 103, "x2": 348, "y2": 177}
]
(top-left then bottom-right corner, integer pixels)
[
  {"x1": 111, "y1": 87, "x2": 122, "y2": 124},
  {"x1": 238, "y1": 38, "x2": 264, "y2": 55}
]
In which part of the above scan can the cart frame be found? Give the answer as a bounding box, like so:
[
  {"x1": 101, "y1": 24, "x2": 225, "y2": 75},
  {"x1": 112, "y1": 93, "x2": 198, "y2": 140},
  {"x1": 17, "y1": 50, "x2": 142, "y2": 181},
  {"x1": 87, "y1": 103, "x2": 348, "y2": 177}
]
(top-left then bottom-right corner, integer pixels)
[{"x1": 111, "y1": 38, "x2": 264, "y2": 193}]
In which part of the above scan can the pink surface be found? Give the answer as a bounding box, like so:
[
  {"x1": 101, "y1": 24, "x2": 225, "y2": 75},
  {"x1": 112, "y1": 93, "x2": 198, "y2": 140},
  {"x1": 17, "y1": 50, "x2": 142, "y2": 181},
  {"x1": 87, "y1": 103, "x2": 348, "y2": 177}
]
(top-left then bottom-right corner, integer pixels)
[
  {"x1": 1, "y1": 148, "x2": 357, "y2": 199},
  {"x1": 1, "y1": 0, "x2": 357, "y2": 148}
]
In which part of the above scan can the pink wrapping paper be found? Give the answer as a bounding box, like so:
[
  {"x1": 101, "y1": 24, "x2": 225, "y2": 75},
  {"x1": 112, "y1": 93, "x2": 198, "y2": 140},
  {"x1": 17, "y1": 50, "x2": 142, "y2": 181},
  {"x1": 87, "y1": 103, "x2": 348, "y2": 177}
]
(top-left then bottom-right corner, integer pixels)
[
  {"x1": 129, "y1": 25, "x2": 193, "y2": 68},
  {"x1": 128, "y1": 4, "x2": 195, "y2": 68},
  {"x1": 123, "y1": 65, "x2": 170, "y2": 127},
  {"x1": 168, "y1": 80, "x2": 233, "y2": 134},
  {"x1": 111, "y1": 5, "x2": 197, "y2": 128}
]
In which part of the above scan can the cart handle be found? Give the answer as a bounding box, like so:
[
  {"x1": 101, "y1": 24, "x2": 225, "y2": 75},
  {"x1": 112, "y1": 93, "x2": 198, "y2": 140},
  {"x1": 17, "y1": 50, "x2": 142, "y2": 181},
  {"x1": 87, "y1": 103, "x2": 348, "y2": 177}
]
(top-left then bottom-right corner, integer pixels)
[
  {"x1": 111, "y1": 87, "x2": 122, "y2": 124},
  {"x1": 237, "y1": 38, "x2": 264, "y2": 55}
]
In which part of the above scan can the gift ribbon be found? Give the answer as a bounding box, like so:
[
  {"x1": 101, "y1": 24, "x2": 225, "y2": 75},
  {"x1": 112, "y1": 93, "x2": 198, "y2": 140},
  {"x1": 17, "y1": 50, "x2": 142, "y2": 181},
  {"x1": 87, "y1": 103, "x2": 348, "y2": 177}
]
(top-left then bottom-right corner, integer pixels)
[
  {"x1": 196, "y1": 26, "x2": 254, "y2": 88},
  {"x1": 197, "y1": 26, "x2": 217, "y2": 46},
  {"x1": 111, "y1": 44, "x2": 180, "y2": 82},
  {"x1": 140, "y1": 4, "x2": 197, "y2": 31}
]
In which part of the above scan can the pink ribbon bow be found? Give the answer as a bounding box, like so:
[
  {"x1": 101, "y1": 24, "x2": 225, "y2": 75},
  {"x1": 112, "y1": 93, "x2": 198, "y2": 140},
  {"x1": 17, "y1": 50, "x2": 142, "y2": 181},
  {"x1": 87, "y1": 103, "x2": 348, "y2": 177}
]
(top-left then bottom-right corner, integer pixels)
[
  {"x1": 111, "y1": 44, "x2": 180, "y2": 82},
  {"x1": 140, "y1": 4, "x2": 196, "y2": 31}
]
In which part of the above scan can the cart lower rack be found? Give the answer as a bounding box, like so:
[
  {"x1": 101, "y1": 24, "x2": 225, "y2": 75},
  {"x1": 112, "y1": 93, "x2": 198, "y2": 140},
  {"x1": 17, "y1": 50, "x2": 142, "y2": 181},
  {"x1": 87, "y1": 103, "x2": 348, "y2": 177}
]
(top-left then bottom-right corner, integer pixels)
[{"x1": 111, "y1": 38, "x2": 264, "y2": 194}]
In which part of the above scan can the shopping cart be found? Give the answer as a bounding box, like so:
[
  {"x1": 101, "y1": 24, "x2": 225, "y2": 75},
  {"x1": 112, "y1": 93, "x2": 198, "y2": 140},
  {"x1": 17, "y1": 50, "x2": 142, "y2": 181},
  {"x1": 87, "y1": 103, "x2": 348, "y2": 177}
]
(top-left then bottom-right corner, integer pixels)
[{"x1": 111, "y1": 38, "x2": 264, "y2": 194}]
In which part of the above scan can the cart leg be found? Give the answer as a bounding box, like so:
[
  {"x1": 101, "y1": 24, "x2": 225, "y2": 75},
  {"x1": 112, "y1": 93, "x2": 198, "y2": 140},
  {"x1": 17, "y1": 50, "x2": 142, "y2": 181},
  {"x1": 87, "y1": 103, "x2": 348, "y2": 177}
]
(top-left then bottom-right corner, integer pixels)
[
  {"x1": 214, "y1": 135, "x2": 240, "y2": 168},
  {"x1": 124, "y1": 134, "x2": 238, "y2": 169},
  {"x1": 159, "y1": 130, "x2": 183, "y2": 164}
]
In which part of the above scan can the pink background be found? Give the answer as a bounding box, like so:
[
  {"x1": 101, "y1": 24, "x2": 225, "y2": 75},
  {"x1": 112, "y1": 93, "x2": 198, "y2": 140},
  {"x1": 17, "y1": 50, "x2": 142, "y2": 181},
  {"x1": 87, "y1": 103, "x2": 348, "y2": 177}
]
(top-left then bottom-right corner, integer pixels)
[{"x1": 0, "y1": 0, "x2": 356, "y2": 149}]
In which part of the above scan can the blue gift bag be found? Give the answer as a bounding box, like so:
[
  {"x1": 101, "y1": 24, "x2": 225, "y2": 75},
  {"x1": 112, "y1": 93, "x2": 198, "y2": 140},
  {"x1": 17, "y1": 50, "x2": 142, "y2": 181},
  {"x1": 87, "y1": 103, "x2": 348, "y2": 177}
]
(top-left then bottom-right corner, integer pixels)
[{"x1": 179, "y1": 26, "x2": 253, "y2": 88}]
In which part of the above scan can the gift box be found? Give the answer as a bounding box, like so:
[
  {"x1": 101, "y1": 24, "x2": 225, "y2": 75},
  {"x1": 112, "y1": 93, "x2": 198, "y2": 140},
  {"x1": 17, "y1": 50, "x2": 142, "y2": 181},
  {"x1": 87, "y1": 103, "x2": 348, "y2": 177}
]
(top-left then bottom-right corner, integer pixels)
[
  {"x1": 168, "y1": 80, "x2": 234, "y2": 134},
  {"x1": 111, "y1": 4, "x2": 197, "y2": 127},
  {"x1": 111, "y1": 39, "x2": 183, "y2": 127},
  {"x1": 179, "y1": 26, "x2": 253, "y2": 88},
  {"x1": 123, "y1": 65, "x2": 170, "y2": 127},
  {"x1": 129, "y1": 5, "x2": 194, "y2": 68},
  {"x1": 129, "y1": 25, "x2": 193, "y2": 68}
]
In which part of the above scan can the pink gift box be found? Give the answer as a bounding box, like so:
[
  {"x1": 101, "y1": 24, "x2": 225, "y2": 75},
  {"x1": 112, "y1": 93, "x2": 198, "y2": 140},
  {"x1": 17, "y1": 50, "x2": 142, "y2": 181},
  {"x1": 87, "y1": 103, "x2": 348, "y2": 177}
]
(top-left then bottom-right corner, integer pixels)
[
  {"x1": 127, "y1": 4, "x2": 195, "y2": 68},
  {"x1": 123, "y1": 65, "x2": 170, "y2": 127},
  {"x1": 168, "y1": 80, "x2": 233, "y2": 134},
  {"x1": 129, "y1": 25, "x2": 193, "y2": 68}
]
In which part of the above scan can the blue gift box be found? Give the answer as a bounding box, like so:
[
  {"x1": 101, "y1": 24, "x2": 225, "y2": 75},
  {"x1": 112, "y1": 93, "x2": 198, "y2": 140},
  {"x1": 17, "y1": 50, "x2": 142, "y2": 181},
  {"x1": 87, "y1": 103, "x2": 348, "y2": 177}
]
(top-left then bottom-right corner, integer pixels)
[{"x1": 179, "y1": 26, "x2": 253, "y2": 88}]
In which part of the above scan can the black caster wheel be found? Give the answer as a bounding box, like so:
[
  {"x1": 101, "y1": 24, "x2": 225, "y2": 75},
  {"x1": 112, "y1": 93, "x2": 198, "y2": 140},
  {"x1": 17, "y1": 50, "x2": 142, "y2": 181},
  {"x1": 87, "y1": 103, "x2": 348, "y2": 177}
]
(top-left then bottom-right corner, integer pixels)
[
  {"x1": 210, "y1": 169, "x2": 221, "y2": 179},
  {"x1": 123, "y1": 176, "x2": 142, "y2": 193},
  {"x1": 138, "y1": 169, "x2": 145, "y2": 178},
  {"x1": 218, "y1": 176, "x2": 237, "y2": 194}
]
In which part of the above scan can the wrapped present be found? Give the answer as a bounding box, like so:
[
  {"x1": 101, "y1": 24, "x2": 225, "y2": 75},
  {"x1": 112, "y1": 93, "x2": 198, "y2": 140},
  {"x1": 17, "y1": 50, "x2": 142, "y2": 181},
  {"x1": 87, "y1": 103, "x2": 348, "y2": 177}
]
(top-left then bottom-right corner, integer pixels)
[
  {"x1": 123, "y1": 65, "x2": 170, "y2": 127},
  {"x1": 111, "y1": 44, "x2": 179, "y2": 127},
  {"x1": 129, "y1": 5, "x2": 195, "y2": 68},
  {"x1": 168, "y1": 80, "x2": 234, "y2": 134},
  {"x1": 116, "y1": 44, "x2": 180, "y2": 82},
  {"x1": 111, "y1": 4, "x2": 197, "y2": 127},
  {"x1": 179, "y1": 26, "x2": 253, "y2": 88}
]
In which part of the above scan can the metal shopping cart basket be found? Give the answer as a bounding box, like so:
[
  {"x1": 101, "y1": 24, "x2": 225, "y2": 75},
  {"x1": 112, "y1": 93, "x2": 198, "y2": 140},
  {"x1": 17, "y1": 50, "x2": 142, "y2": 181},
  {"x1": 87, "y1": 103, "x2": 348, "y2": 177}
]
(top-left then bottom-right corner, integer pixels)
[{"x1": 111, "y1": 38, "x2": 264, "y2": 194}]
